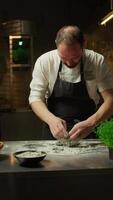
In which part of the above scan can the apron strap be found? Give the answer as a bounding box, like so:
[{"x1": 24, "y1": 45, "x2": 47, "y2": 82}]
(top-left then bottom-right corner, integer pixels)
[{"x1": 80, "y1": 58, "x2": 84, "y2": 81}]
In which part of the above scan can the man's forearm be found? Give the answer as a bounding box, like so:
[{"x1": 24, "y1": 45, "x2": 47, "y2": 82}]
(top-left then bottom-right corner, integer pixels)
[
  {"x1": 31, "y1": 101, "x2": 68, "y2": 138},
  {"x1": 31, "y1": 101, "x2": 55, "y2": 125},
  {"x1": 86, "y1": 98, "x2": 113, "y2": 128}
]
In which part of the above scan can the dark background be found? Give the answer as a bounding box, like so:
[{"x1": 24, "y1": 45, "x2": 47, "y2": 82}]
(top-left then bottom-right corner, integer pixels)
[
  {"x1": 0, "y1": 0, "x2": 110, "y2": 30},
  {"x1": 0, "y1": 0, "x2": 113, "y2": 141},
  {"x1": 0, "y1": 0, "x2": 111, "y2": 52}
]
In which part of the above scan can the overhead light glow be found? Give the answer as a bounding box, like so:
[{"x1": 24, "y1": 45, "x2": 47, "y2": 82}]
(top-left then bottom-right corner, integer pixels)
[{"x1": 100, "y1": 10, "x2": 113, "y2": 25}]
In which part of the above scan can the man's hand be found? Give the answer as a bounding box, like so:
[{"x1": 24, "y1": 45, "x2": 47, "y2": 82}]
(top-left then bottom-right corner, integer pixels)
[
  {"x1": 69, "y1": 120, "x2": 93, "y2": 141},
  {"x1": 48, "y1": 116, "x2": 69, "y2": 139}
]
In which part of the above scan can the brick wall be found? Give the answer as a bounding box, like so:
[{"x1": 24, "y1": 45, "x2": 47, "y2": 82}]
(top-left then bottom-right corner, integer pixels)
[
  {"x1": 0, "y1": 20, "x2": 33, "y2": 110},
  {"x1": 0, "y1": 20, "x2": 113, "y2": 110}
]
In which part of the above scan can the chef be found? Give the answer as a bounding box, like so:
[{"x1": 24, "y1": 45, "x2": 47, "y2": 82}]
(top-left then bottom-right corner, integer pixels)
[{"x1": 29, "y1": 25, "x2": 113, "y2": 140}]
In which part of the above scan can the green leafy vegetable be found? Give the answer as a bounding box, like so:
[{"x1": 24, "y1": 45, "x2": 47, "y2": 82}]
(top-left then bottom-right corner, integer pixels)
[{"x1": 95, "y1": 119, "x2": 113, "y2": 147}]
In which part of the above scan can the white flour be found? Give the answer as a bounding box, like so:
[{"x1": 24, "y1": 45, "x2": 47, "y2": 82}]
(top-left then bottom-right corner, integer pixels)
[{"x1": 19, "y1": 140, "x2": 107, "y2": 156}]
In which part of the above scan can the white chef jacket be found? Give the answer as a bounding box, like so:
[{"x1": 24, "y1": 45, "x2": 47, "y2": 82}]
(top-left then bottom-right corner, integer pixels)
[{"x1": 29, "y1": 49, "x2": 113, "y2": 105}]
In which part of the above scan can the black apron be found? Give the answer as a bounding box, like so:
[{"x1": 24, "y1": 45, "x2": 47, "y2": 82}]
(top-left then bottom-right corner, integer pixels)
[{"x1": 42, "y1": 60, "x2": 96, "y2": 139}]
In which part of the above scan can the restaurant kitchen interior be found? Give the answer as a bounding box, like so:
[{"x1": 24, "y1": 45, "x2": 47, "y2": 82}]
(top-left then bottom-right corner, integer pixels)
[
  {"x1": 0, "y1": 0, "x2": 113, "y2": 140},
  {"x1": 0, "y1": 2, "x2": 113, "y2": 200}
]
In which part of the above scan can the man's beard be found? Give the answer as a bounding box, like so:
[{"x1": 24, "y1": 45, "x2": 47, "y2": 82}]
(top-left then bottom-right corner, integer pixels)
[{"x1": 65, "y1": 62, "x2": 79, "y2": 68}]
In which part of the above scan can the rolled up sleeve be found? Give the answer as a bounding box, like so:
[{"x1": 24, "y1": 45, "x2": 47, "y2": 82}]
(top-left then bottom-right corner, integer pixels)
[
  {"x1": 29, "y1": 58, "x2": 49, "y2": 104},
  {"x1": 97, "y1": 60, "x2": 113, "y2": 92}
]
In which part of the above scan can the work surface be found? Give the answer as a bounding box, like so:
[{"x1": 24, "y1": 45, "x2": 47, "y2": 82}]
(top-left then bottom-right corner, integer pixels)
[
  {"x1": 0, "y1": 140, "x2": 113, "y2": 200},
  {"x1": 0, "y1": 139, "x2": 113, "y2": 173}
]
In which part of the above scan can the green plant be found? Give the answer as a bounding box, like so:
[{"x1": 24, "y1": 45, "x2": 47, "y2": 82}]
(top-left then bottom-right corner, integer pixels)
[{"x1": 95, "y1": 118, "x2": 113, "y2": 148}]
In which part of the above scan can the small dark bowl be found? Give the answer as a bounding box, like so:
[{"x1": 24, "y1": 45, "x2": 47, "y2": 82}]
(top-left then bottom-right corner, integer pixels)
[{"x1": 14, "y1": 150, "x2": 47, "y2": 167}]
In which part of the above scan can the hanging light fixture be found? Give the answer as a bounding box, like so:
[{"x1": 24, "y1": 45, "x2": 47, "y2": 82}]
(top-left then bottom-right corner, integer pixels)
[
  {"x1": 100, "y1": 0, "x2": 113, "y2": 25},
  {"x1": 100, "y1": 10, "x2": 113, "y2": 25}
]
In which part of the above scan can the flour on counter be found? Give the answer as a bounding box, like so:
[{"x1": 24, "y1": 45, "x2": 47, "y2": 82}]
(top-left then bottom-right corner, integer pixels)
[
  {"x1": 19, "y1": 140, "x2": 107, "y2": 156},
  {"x1": 2, "y1": 140, "x2": 107, "y2": 156}
]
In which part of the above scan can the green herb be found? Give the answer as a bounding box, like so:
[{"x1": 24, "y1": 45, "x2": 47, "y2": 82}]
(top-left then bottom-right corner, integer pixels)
[
  {"x1": 95, "y1": 118, "x2": 113, "y2": 147},
  {"x1": 56, "y1": 138, "x2": 79, "y2": 147}
]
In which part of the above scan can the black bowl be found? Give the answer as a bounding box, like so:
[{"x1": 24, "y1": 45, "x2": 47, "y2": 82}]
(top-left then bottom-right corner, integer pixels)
[{"x1": 14, "y1": 150, "x2": 47, "y2": 167}]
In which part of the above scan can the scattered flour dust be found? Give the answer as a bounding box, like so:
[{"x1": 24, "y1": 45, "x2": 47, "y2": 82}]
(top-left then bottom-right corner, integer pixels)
[{"x1": 20, "y1": 139, "x2": 107, "y2": 156}]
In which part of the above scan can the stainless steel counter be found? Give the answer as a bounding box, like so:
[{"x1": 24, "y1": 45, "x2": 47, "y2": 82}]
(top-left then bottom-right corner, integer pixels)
[{"x1": 0, "y1": 140, "x2": 113, "y2": 200}]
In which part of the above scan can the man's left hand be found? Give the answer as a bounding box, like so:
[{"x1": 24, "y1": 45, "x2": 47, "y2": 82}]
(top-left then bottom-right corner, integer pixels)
[{"x1": 69, "y1": 120, "x2": 93, "y2": 141}]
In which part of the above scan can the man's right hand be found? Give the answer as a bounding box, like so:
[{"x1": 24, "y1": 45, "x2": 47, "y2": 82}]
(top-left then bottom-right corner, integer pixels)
[{"x1": 48, "y1": 116, "x2": 69, "y2": 139}]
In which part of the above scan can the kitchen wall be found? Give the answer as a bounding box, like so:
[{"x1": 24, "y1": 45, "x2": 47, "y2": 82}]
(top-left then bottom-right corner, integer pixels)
[
  {"x1": 1, "y1": 20, "x2": 113, "y2": 111},
  {"x1": 0, "y1": 20, "x2": 34, "y2": 110},
  {"x1": 0, "y1": 110, "x2": 43, "y2": 140},
  {"x1": 86, "y1": 20, "x2": 113, "y2": 70},
  {"x1": 0, "y1": 19, "x2": 113, "y2": 140}
]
